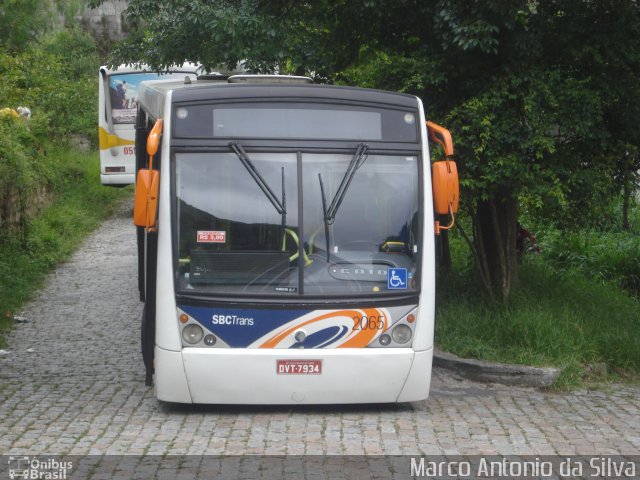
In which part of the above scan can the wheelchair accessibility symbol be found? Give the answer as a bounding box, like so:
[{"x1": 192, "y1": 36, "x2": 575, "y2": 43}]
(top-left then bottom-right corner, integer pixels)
[{"x1": 387, "y1": 268, "x2": 408, "y2": 290}]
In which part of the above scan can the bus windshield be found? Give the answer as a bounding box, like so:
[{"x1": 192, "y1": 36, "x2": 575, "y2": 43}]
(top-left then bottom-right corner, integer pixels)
[{"x1": 174, "y1": 151, "x2": 420, "y2": 297}]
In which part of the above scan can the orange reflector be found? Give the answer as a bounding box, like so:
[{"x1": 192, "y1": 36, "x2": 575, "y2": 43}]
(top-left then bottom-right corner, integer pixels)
[
  {"x1": 179, "y1": 313, "x2": 189, "y2": 323},
  {"x1": 407, "y1": 314, "x2": 416, "y2": 323}
]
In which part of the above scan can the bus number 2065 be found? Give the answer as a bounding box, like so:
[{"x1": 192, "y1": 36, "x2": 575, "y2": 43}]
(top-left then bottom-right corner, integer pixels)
[{"x1": 352, "y1": 315, "x2": 385, "y2": 331}]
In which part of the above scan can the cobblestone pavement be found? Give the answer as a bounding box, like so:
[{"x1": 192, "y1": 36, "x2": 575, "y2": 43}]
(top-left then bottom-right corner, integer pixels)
[{"x1": 1, "y1": 201, "x2": 639, "y2": 461}]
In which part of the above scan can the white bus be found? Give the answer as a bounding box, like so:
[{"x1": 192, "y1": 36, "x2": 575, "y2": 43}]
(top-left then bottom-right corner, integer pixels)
[
  {"x1": 98, "y1": 64, "x2": 201, "y2": 185},
  {"x1": 134, "y1": 75, "x2": 458, "y2": 404}
]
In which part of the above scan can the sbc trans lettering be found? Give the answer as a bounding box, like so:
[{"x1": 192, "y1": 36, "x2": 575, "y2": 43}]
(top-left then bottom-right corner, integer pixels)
[{"x1": 211, "y1": 314, "x2": 254, "y2": 326}]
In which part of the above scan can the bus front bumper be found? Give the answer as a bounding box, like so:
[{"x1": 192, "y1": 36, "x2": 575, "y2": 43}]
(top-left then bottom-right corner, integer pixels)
[{"x1": 154, "y1": 347, "x2": 433, "y2": 404}]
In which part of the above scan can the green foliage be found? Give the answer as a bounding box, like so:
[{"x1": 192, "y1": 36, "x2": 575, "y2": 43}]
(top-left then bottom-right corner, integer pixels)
[
  {"x1": 40, "y1": 28, "x2": 98, "y2": 78},
  {"x1": 446, "y1": 73, "x2": 556, "y2": 198},
  {"x1": 0, "y1": 0, "x2": 52, "y2": 52},
  {"x1": 337, "y1": 51, "x2": 432, "y2": 94},
  {"x1": 0, "y1": 115, "x2": 52, "y2": 221},
  {"x1": 0, "y1": 28, "x2": 98, "y2": 143},
  {"x1": 111, "y1": 0, "x2": 640, "y2": 300},
  {"x1": 436, "y1": 259, "x2": 640, "y2": 388},
  {"x1": 437, "y1": 214, "x2": 640, "y2": 386},
  {"x1": 540, "y1": 230, "x2": 640, "y2": 297},
  {"x1": 0, "y1": 22, "x2": 107, "y2": 348},
  {"x1": 0, "y1": 151, "x2": 130, "y2": 347},
  {"x1": 110, "y1": 0, "x2": 640, "y2": 203},
  {"x1": 110, "y1": 2, "x2": 640, "y2": 169}
]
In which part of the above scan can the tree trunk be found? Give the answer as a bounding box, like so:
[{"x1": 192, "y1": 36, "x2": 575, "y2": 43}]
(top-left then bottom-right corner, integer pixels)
[
  {"x1": 472, "y1": 191, "x2": 519, "y2": 303},
  {"x1": 622, "y1": 178, "x2": 630, "y2": 231}
]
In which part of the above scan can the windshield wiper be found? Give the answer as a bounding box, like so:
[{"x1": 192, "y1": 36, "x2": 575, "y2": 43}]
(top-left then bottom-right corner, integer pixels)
[
  {"x1": 230, "y1": 142, "x2": 287, "y2": 228},
  {"x1": 324, "y1": 143, "x2": 369, "y2": 224},
  {"x1": 318, "y1": 143, "x2": 369, "y2": 261},
  {"x1": 318, "y1": 173, "x2": 331, "y2": 261}
]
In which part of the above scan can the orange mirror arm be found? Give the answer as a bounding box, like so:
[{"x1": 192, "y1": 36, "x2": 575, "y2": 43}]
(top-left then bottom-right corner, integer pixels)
[
  {"x1": 426, "y1": 121, "x2": 454, "y2": 157},
  {"x1": 147, "y1": 119, "x2": 164, "y2": 169},
  {"x1": 434, "y1": 203, "x2": 456, "y2": 236}
]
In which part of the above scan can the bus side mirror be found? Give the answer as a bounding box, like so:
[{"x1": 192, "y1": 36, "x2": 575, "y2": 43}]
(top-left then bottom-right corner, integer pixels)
[
  {"x1": 432, "y1": 161, "x2": 459, "y2": 215},
  {"x1": 134, "y1": 169, "x2": 160, "y2": 228},
  {"x1": 147, "y1": 118, "x2": 163, "y2": 157},
  {"x1": 426, "y1": 121, "x2": 454, "y2": 157},
  {"x1": 134, "y1": 119, "x2": 163, "y2": 229},
  {"x1": 427, "y1": 121, "x2": 458, "y2": 234}
]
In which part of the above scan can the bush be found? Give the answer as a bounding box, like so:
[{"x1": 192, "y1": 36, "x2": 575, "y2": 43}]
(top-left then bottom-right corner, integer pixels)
[
  {"x1": 0, "y1": 28, "x2": 98, "y2": 144},
  {"x1": 436, "y1": 218, "x2": 640, "y2": 387},
  {"x1": 0, "y1": 27, "x2": 100, "y2": 242},
  {"x1": 540, "y1": 229, "x2": 640, "y2": 297},
  {"x1": 0, "y1": 114, "x2": 53, "y2": 234},
  {"x1": 436, "y1": 258, "x2": 640, "y2": 388}
]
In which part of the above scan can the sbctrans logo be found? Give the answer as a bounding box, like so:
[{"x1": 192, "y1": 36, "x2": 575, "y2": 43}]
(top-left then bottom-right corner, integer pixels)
[{"x1": 8, "y1": 457, "x2": 72, "y2": 480}]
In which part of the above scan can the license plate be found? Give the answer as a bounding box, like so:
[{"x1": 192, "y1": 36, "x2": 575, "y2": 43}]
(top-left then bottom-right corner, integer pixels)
[{"x1": 276, "y1": 359, "x2": 322, "y2": 375}]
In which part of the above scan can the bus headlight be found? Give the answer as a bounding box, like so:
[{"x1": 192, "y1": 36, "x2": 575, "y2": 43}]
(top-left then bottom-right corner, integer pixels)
[
  {"x1": 182, "y1": 324, "x2": 203, "y2": 344},
  {"x1": 391, "y1": 324, "x2": 412, "y2": 344}
]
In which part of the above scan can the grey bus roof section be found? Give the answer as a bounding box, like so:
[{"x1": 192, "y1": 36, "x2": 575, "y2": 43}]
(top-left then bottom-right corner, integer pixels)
[
  {"x1": 138, "y1": 77, "x2": 420, "y2": 122},
  {"x1": 138, "y1": 77, "x2": 226, "y2": 121}
]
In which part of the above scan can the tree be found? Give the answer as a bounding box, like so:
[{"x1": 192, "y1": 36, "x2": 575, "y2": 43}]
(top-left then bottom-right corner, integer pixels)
[
  {"x1": 106, "y1": 0, "x2": 640, "y2": 301},
  {"x1": 0, "y1": 0, "x2": 51, "y2": 51},
  {"x1": 0, "y1": 0, "x2": 87, "y2": 52}
]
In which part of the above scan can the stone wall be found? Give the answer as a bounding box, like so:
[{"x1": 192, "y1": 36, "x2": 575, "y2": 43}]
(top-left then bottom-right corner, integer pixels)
[
  {"x1": 80, "y1": 0, "x2": 130, "y2": 42},
  {"x1": 0, "y1": 185, "x2": 53, "y2": 237}
]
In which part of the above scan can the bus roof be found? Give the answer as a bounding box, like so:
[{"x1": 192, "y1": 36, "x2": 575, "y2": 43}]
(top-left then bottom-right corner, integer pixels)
[
  {"x1": 138, "y1": 76, "x2": 419, "y2": 121},
  {"x1": 99, "y1": 63, "x2": 202, "y2": 76},
  {"x1": 138, "y1": 76, "x2": 228, "y2": 121}
]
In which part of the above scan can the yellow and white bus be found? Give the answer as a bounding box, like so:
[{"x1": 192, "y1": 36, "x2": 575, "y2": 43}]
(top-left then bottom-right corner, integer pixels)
[
  {"x1": 98, "y1": 64, "x2": 201, "y2": 185},
  {"x1": 134, "y1": 74, "x2": 458, "y2": 404}
]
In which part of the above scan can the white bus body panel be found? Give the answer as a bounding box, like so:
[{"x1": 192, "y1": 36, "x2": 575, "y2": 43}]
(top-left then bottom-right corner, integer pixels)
[
  {"x1": 413, "y1": 98, "x2": 437, "y2": 352},
  {"x1": 99, "y1": 134, "x2": 135, "y2": 185},
  {"x1": 153, "y1": 347, "x2": 432, "y2": 404},
  {"x1": 155, "y1": 90, "x2": 183, "y2": 352},
  {"x1": 100, "y1": 172, "x2": 135, "y2": 185},
  {"x1": 154, "y1": 348, "x2": 192, "y2": 403},
  {"x1": 397, "y1": 349, "x2": 433, "y2": 402}
]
